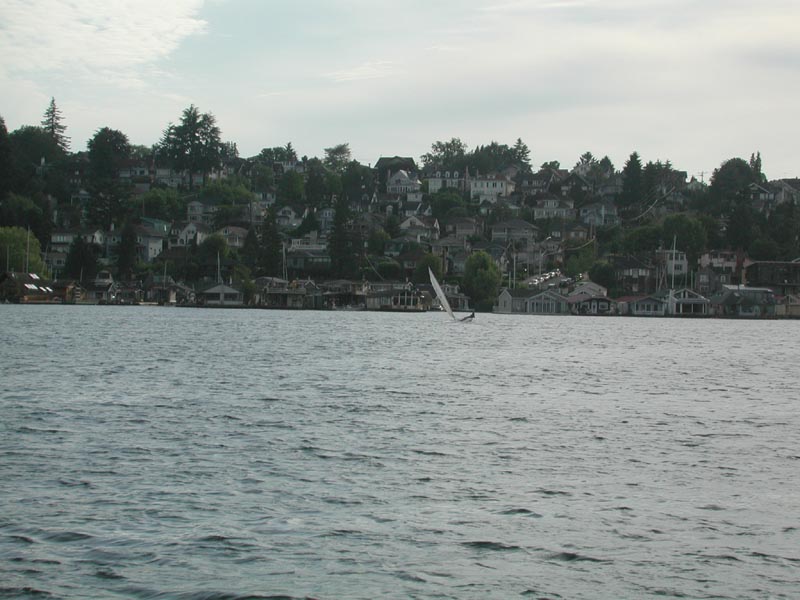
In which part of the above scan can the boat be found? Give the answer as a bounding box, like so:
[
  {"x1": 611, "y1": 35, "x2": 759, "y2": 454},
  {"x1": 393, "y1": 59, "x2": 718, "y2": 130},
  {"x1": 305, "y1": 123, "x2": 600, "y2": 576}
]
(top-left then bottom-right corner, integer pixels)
[{"x1": 429, "y1": 267, "x2": 459, "y2": 321}]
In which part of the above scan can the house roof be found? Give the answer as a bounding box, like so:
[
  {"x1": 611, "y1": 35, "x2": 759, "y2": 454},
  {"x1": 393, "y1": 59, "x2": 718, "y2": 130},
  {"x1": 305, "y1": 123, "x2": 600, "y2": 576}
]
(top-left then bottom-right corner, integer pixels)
[{"x1": 491, "y1": 219, "x2": 538, "y2": 231}]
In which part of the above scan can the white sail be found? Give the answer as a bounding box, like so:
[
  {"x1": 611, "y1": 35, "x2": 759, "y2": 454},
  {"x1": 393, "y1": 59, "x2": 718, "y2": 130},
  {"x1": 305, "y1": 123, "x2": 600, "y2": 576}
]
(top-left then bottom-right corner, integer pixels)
[{"x1": 429, "y1": 267, "x2": 455, "y2": 320}]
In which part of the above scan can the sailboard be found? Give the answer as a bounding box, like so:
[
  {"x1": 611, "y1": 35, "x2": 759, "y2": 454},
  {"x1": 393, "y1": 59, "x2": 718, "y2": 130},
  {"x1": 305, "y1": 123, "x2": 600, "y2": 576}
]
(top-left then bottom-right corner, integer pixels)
[{"x1": 429, "y1": 267, "x2": 456, "y2": 320}]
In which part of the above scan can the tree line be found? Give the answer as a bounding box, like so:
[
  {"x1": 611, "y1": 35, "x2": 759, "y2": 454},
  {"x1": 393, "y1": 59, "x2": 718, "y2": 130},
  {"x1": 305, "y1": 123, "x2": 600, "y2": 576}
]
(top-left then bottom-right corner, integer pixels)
[{"x1": 2, "y1": 98, "x2": 798, "y2": 304}]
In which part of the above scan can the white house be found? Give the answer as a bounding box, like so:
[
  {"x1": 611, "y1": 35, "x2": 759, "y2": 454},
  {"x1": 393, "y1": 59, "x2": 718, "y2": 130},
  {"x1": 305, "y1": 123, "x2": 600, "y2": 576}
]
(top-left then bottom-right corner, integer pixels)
[{"x1": 470, "y1": 172, "x2": 515, "y2": 203}]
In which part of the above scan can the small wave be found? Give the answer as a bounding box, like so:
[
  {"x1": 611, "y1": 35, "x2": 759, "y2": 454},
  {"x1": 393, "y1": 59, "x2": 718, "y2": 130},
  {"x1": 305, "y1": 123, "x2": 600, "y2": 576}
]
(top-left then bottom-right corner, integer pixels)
[
  {"x1": 500, "y1": 508, "x2": 543, "y2": 517},
  {"x1": 8, "y1": 534, "x2": 35, "y2": 543},
  {"x1": 462, "y1": 540, "x2": 522, "y2": 551},
  {"x1": 58, "y1": 479, "x2": 91, "y2": 487},
  {"x1": 549, "y1": 551, "x2": 608, "y2": 563},
  {"x1": 95, "y1": 568, "x2": 126, "y2": 580},
  {"x1": 0, "y1": 587, "x2": 54, "y2": 597},
  {"x1": 43, "y1": 531, "x2": 93, "y2": 542},
  {"x1": 412, "y1": 449, "x2": 449, "y2": 456},
  {"x1": 536, "y1": 489, "x2": 571, "y2": 497}
]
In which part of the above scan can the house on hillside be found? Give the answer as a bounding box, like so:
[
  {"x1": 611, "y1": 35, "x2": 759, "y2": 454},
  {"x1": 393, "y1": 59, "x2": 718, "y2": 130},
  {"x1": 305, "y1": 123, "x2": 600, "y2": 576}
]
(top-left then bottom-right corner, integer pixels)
[
  {"x1": 491, "y1": 219, "x2": 539, "y2": 248},
  {"x1": 470, "y1": 172, "x2": 515, "y2": 203},
  {"x1": 745, "y1": 261, "x2": 800, "y2": 297},
  {"x1": 441, "y1": 217, "x2": 481, "y2": 240},
  {"x1": 425, "y1": 169, "x2": 467, "y2": 194},
  {"x1": 710, "y1": 285, "x2": 776, "y2": 318},
  {"x1": 532, "y1": 195, "x2": 576, "y2": 221},
  {"x1": 197, "y1": 282, "x2": 244, "y2": 306},
  {"x1": 495, "y1": 288, "x2": 535, "y2": 314},
  {"x1": 387, "y1": 170, "x2": 422, "y2": 195}
]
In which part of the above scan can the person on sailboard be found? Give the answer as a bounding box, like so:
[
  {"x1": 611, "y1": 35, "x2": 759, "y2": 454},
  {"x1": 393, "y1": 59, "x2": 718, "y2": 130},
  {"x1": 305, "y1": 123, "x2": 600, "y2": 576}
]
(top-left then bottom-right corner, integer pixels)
[{"x1": 460, "y1": 311, "x2": 475, "y2": 322}]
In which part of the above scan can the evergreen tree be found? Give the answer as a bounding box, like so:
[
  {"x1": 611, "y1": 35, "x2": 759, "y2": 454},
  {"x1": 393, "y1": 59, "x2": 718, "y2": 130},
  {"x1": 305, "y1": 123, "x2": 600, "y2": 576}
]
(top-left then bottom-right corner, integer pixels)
[
  {"x1": 329, "y1": 195, "x2": 354, "y2": 277},
  {"x1": 260, "y1": 209, "x2": 282, "y2": 276},
  {"x1": 0, "y1": 116, "x2": 11, "y2": 200},
  {"x1": 41, "y1": 97, "x2": 70, "y2": 152},
  {"x1": 116, "y1": 221, "x2": 138, "y2": 279},
  {"x1": 619, "y1": 151, "x2": 643, "y2": 208},
  {"x1": 64, "y1": 236, "x2": 100, "y2": 282},
  {"x1": 241, "y1": 227, "x2": 261, "y2": 270},
  {"x1": 749, "y1": 151, "x2": 765, "y2": 183},
  {"x1": 512, "y1": 138, "x2": 532, "y2": 171}
]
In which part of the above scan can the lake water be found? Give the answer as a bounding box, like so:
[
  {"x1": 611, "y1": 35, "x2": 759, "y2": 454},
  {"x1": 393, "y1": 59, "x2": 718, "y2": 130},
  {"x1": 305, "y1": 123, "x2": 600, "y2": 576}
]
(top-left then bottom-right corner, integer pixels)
[{"x1": 1, "y1": 305, "x2": 799, "y2": 599}]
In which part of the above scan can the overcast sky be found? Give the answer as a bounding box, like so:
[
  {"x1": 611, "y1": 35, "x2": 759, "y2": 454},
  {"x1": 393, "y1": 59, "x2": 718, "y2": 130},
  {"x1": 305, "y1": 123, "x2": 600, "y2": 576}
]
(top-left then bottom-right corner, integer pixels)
[{"x1": 2, "y1": 0, "x2": 799, "y2": 180}]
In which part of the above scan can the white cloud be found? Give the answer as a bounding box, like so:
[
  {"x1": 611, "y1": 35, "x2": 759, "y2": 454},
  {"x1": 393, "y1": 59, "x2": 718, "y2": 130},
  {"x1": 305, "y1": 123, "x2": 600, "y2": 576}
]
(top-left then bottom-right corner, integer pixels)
[
  {"x1": 325, "y1": 61, "x2": 398, "y2": 83},
  {"x1": 0, "y1": 0, "x2": 207, "y2": 87}
]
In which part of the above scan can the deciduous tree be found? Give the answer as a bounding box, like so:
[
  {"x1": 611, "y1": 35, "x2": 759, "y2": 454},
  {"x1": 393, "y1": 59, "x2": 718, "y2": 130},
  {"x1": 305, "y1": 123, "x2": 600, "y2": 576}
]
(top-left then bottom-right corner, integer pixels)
[
  {"x1": 159, "y1": 105, "x2": 223, "y2": 188},
  {"x1": 463, "y1": 250, "x2": 502, "y2": 311},
  {"x1": 0, "y1": 226, "x2": 46, "y2": 274},
  {"x1": 323, "y1": 143, "x2": 351, "y2": 174}
]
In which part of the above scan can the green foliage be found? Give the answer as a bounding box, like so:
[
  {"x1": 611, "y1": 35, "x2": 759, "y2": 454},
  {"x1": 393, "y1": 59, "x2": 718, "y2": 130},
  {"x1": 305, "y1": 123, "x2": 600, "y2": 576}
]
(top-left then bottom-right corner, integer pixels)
[
  {"x1": 323, "y1": 143, "x2": 351, "y2": 173},
  {"x1": 195, "y1": 234, "x2": 229, "y2": 277},
  {"x1": 250, "y1": 164, "x2": 274, "y2": 193},
  {"x1": 421, "y1": 138, "x2": 468, "y2": 171},
  {"x1": 623, "y1": 225, "x2": 661, "y2": 257},
  {"x1": 0, "y1": 226, "x2": 47, "y2": 274},
  {"x1": 375, "y1": 259, "x2": 401, "y2": 280},
  {"x1": 385, "y1": 214, "x2": 401, "y2": 239},
  {"x1": 430, "y1": 189, "x2": 466, "y2": 220},
  {"x1": 342, "y1": 160, "x2": 373, "y2": 204},
  {"x1": 767, "y1": 202, "x2": 800, "y2": 259},
  {"x1": 619, "y1": 151, "x2": 643, "y2": 208},
  {"x1": 563, "y1": 242, "x2": 595, "y2": 278},
  {"x1": 367, "y1": 229, "x2": 389, "y2": 255},
  {"x1": 159, "y1": 105, "x2": 222, "y2": 188},
  {"x1": 749, "y1": 237, "x2": 780, "y2": 261},
  {"x1": 116, "y1": 221, "x2": 138, "y2": 279},
  {"x1": 329, "y1": 194, "x2": 356, "y2": 277},
  {"x1": 0, "y1": 116, "x2": 11, "y2": 200},
  {"x1": 88, "y1": 127, "x2": 130, "y2": 180},
  {"x1": 137, "y1": 188, "x2": 185, "y2": 222},
  {"x1": 41, "y1": 97, "x2": 70, "y2": 153},
  {"x1": 463, "y1": 250, "x2": 502, "y2": 311},
  {"x1": 512, "y1": 138, "x2": 532, "y2": 171},
  {"x1": 64, "y1": 236, "x2": 100, "y2": 281},
  {"x1": 9, "y1": 126, "x2": 63, "y2": 174},
  {"x1": 199, "y1": 180, "x2": 252, "y2": 205},
  {"x1": 241, "y1": 227, "x2": 260, "y2": 270},
  {"x1": 0, "y1": 193, "x2": 51, "y2": 246},
  {"x1": 412, "y1": 253, "x2": 442, "y2": 284},
  {"x1": 85, "y1": 178, "x2": 130, "y2": 229},
  {"x1": 257, "y1": 143, "x2": 297, "y2": 164},
  {"x1": 696, "y1": 214, "x2": 724, "y2": 249},
  {"x1": 588, "y1": 260, "x2": 616, "y2": 291},
  {"x1": 278, "y1": 171, "x2": 304, "y2": 204},
  {"x1": 259, "y1": 209, "x2": 282, "y2": 276},
  {"x1": 232, "y1": 263, "x2": 257, "y2": 305},
  {"x1": 304, "y1": 158, "x2": 327, "y2": 208},
  {"x1": 661, "y1": 214, "x2": 707, "y2": 264},
  {"x1": 294, "y1": 211, "x2": 319, "y2": 236},
  {"x1": 708, "y1": 158, "x2": 755, "y2": 215},
  {"x1": 726, "y1": 200, "x2": 758, "y2": 250}
]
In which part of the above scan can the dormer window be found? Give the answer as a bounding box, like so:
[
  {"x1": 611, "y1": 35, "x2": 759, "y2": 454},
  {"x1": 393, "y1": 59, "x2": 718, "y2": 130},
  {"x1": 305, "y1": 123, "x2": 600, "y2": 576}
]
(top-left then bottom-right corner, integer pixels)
[{"x1": 454, "y1": 171, "x2": 459, "y2": 178}]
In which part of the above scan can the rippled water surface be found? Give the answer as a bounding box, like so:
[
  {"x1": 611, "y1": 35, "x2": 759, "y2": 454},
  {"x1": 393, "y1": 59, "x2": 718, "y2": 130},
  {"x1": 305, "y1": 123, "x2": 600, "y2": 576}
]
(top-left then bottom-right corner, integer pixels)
[{"x1": 1, "y1": 305, "x2": 799, "y2": 599}]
